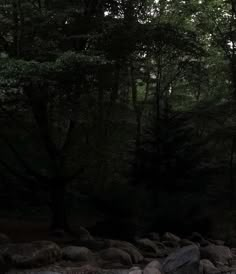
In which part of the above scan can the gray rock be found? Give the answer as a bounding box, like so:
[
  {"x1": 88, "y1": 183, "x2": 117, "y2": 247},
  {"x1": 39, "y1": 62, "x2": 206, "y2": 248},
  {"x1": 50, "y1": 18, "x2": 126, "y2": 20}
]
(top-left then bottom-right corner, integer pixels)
[
  {"x1": 162, "y1": 241, "x2": 179, "y2": 248},
  {"x1": 180, "y1": 239, "x2": 195, "y2": 247},
  {"x1": 99, "y1": 247, "x2": 132, "y2": 266},
  {"x1": 200, "y1": 259, "x2": 220, "y2": 274},
  {"x1": 153, "y1": 242, "x2": 165, "y2": 249},
  {"x1": 129, "y1": 266, "x2": 142, "y2": 274},
  {"x1": 200, "y1": 244, "x2": 233, "y2": 266},
  {"x1": 136, "y1": 238, "x2": 161, "y2": 257},
  {"x1": 209, "y1": 239, "x2": 225, "y2": 246},
  {"x1": 72, "y1": 239, "x2": 109, "y2": 251},
  {"x1": 62, "y1": 246, "x2": 93, "y2": 261},
  {"x1": 0, "y1": 241, "x2": 62, "y2": 268},
  {"x1": 162, "y1": 233, "x2": 180, "y2": 243},
  {"x1": 146, "y1": 260, "x2": 162, "y2": 270},
  {"x1": 109, "y1": 240, "x2": 143, "y2": 263},
  {"x1": 144, "y1": 260, "x2": 162, "y2": 274},
  {"x1": 162, "y1": 245, "x2": 200, "y2": 274}
]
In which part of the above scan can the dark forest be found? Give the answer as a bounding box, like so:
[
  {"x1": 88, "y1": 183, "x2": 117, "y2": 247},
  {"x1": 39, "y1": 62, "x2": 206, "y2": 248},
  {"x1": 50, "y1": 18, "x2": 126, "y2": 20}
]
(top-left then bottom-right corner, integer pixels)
[{"x1": 0, "y1": 1, "x2": 236, "y2": 273}]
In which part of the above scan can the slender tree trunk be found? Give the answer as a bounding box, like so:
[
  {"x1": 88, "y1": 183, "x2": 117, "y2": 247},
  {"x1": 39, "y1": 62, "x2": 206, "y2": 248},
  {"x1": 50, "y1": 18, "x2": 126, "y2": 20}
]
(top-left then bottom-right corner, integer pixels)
[
  {"x1": 135, "y1": 112, "x2": 142, "y2": 151},
  {"x1": 229, "y1": 137, "x2": 235, "y2": 209},
  {"x1": 50, "y1": 177, "x2": 69, "y2": 231},
  {"x1": 155, "y1": 58, "x2": 162, "y2": 194}
]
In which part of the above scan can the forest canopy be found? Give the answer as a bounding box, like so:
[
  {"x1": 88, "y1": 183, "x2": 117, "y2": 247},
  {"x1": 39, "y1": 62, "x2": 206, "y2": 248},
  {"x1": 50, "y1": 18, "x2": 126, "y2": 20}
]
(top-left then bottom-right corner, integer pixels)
[{"x1": 0, "y1": 0, "x2": 236, "y2": 240}]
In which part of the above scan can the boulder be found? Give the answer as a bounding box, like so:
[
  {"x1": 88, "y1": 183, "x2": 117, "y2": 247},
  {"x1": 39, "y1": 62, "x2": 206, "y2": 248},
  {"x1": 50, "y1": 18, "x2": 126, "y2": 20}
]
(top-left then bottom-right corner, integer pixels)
[
  {"x1": 200, "y1": 259, "x2": 220, "y2": 274},
  {"x1": 70, "y1": 264, "x2": 100, "y2": 273},
  {"x1": 72, "y1": 239, "x2": 109, "y2": 251},
  {"x1": 162, "y1": 245, "x2": 200, "y2": 274},
  {"x1": 0, "y1": 241, "x2": 62, "y2": 268},
  {"x1": 180, "y1": 239, "x2": 195, "y2": 247},
  {"x1": 208, "y1": 239, "x2": 225, "y2": 246},
  {"x1": 162, "y1": 233, "x2": 180, "y2": 243},
  {"x1": 231, "y1": 248, "x2": 236, "y2": 256},
  {"x1": 154, "y1": 242, "x2": 166, "y2": 249},
  {"x1": 216, "y1": 265, "x2": 236, "y2": 274},
  {"x1": 144, "y1": 260, "x2": 162, "y2": 274},
  {"x1": 162, "y1": 241, "x2": 179, "y2": 248},
  {"x1": 62, "y1": 246, "x2": 93, "y2": 262},
  {"x1": 136, "y1": 238, "x2": 160, "y2": 256},
  {"x1": 129, "y1": 266, "x2": 142, "y2": 274},
  {"x1": 200, "y1": 244, "x2": 232, "y2": 266},
  {"x1": 146, "y1": 260, "x2": 162, "y2": 270},
  {"x1": 109, "y1": 240, "x2": 143, "y2": 263},
  {"x1": 99, "y1": 247, "x2": 132, "y2": 266}
]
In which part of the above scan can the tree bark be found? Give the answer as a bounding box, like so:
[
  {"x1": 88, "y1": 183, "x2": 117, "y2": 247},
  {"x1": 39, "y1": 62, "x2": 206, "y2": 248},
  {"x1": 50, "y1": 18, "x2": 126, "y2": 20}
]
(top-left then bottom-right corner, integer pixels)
[
  {"x1": 50, "y1": 177, "x2": 69, "y2": 231},
  {"x1": 229, "y1": 137, "x2": 235, "y2": 209}
]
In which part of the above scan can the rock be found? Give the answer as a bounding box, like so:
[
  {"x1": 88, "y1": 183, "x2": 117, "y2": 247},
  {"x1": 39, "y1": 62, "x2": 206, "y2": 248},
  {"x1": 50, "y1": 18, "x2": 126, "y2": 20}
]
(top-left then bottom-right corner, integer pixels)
[
  {"x1": 71, "y1": 264, "x2": 100, "y2": 273},
  {"x1": 217, "y1": 265, "x2": 236, "y2": 274},
  {"x1": 208, "y1": 239, "x2": 225, "y2": 246},
  {"x1": 162, "y1": 241, "x2": 179, "y2": 248},
  {"x1": 162, "y1": 232, "x2": 180, "y2": 243},
  {"x1": 146, "y1": 260, "x2": 162, "y2": 269},
  {"x1": 62, "y1": 246, "x2": 93, "y2": 262},
  {"x1": 136, "y1": 239, "x2": 161, "y2": 257},
  {"x1": 200, "y1": 244, "x2": 232, "y2": 266},
  {"x1": 180, "y1": 239, "x2": 195, "y2": 247},
  {"x1": 72, "y1": 239, "x2": 109, "y2": 251},
  {"x1": 162, "y1": 245, "x2": 200, "y2": 274},
  {"x1": 144, "y1": 267, "x2": 162, "y2": 274},
  {"x1": 99, "y1": 247, "x2": 132, "y2": 266},
  {"x1": 200, "y1": 259, "x2": 219, "y2": 274},
  {"x1": 154, "y1": 242, "x2": 166, "y2": 249},
  {"x1": 109, "y1": 240, "x2": 143, "y2": 263},
  {"x1": 144, "y1": 260, "x2": 162, "y2": 274},
  {"x1": 129, "y1": 266, "x2": 142, "y2": 274},
  {"x1": 231, "y1": 248, "x2": 236, "y2": 265},
  {"x1": 0, "y1": 241, "x2": 62, "y2": 268},
  {"x1": 0, "y1": 234, "x2": 10, "y2": 245},
  {"x1": 231, "y1": 248, "x2": 236, "y2": 256}
]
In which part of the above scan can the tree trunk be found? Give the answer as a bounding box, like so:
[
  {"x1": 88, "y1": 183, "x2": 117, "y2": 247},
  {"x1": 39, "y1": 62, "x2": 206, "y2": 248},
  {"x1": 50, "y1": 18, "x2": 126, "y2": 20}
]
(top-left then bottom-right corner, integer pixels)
[
  {"x1": 50, "y1": 177, "x2": 69, "y2": 231},
  {"x1": 229, "y1": 137, "x2": 235, "y2": 209}
]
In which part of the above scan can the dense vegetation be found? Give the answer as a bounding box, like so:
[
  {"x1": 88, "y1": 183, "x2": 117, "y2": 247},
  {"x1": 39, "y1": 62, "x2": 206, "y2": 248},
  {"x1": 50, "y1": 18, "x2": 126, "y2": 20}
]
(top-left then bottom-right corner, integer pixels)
[{"x1": 0, "y1": 0, "x2": 236, "y2": 240}]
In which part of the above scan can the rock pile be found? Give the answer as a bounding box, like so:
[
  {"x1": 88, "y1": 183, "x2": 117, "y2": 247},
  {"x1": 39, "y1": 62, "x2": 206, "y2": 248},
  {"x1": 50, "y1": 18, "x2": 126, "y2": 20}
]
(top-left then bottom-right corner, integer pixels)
[{"x1": 1, "y1": 230, "x2": 236, "y2": 274}]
